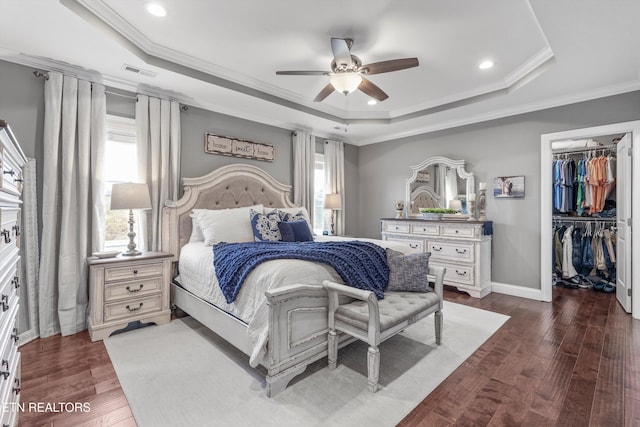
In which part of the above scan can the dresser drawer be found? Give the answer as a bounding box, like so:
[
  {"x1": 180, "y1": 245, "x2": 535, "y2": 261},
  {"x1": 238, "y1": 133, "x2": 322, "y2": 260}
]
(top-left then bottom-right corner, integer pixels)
[
  {"x1": 104, "y1": 277, "x2": 163, "y2": 302},
  {"x1": 103, "y1": 294, "x2": 163, "y2": 322},
  {"x1": 383, "y1": 222, "x2": 410, "y2": 234},
  {"x1": 441, "y1": 225, "x2": 476, "y2": 238},
  {"x1": 0, "y1": 353, "x2": 19, "y2": 426},
  {"x1": 386, "y1": 238, "x2": 424, "y2": 253},
  {"x1": 428, "y1": 240, "x2": 474, "y2": 263},
  {"x1": 0, "y1": 149, "x2": 23, "y2": 198},
  {"x1": 104, "y1": 262, "x2": 164, "y2": 282},
  {"x1": 0, "y1": 208, "x2": 19, "y2": 254},
  {"x1": 411, "y1": 223, "x2": 439, "y2": 236}
]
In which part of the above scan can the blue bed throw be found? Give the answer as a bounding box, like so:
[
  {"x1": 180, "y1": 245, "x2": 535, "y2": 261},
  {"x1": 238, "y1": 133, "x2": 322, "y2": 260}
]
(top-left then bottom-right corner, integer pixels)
[{"x1": 213, "y1": 241, "x2": 390, "y2": 303}]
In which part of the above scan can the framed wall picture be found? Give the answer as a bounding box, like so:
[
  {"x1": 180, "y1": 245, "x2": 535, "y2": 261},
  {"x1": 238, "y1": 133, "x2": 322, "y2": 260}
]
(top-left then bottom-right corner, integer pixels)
[
  {"x1": 493, "y1": 175, "x2": 525, "y2": 198},
  {"x1": 204, "y1": 133, "x2": 275, "y2": 162}
]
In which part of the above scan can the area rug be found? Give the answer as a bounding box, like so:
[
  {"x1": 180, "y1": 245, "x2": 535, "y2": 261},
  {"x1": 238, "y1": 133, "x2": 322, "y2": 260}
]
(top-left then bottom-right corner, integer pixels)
[{"x1": 105, "y1": 301, "x2": 509, "y2": 427}]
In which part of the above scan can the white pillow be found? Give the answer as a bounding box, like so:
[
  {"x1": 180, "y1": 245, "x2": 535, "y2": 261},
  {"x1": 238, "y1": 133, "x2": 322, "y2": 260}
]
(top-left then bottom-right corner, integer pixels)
[
  {"x1": 195, "y1": 204, "x2": 264, "y2": 246},
  {"x1": 188, "y1": 209, "x2": 207, "y2": 243},
  {"x1": 276, "y1": 206, "x2": 314, "y2": 235}
]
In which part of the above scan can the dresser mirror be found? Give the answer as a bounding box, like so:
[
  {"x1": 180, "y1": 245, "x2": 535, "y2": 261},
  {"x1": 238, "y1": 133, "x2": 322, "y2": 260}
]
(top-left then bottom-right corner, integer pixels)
[{"x1": 406, "y1": 156, "x2": 475, "y2": 215}]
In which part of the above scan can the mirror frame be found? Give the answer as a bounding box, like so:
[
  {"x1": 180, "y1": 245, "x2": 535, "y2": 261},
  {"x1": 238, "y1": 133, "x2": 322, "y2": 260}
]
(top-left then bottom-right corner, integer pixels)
[{"x1": 406, "y1": 156, "x2": 475, "y2": 210}]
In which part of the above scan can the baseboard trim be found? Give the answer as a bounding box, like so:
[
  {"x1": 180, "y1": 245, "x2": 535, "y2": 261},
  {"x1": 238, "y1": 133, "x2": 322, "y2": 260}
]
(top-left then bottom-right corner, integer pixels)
[{"x1": 491, "y1": 282, "x2": 543, "y2": 301}]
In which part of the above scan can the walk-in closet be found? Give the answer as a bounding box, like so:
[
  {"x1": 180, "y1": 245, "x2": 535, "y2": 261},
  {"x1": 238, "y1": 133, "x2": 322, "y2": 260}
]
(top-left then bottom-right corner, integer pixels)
[
  {"x1": 551, "y1": 137, "x2": 620, "y2": 292},
  {"x1": 541, "y1": 121, "x2": 640, "y2": 320}
]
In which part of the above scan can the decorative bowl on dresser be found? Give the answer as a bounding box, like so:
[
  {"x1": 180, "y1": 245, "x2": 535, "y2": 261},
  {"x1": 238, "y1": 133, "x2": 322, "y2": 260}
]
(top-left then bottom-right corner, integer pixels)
[
  {"x1": 87, "y1": 251, "x2": 172, "y2": 341},
  {"x1": 0, "y1": 120, "x2": 26, "y2": 427},
  {"x1": 381, "y1": 218, "x2": 492, "y2": 298}
]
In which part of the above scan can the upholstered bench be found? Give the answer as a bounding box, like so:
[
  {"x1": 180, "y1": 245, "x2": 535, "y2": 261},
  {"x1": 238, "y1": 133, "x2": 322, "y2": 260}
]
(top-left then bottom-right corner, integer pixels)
[{"x1": 322, "y1": 265, "x2": 445, "y2": 392}]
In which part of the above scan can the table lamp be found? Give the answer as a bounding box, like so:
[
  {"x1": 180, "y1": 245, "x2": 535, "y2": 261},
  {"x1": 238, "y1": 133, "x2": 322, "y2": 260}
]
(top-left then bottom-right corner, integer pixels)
[
  {"x1": 323, "y1": 193, "x2": 342, "y2": 235},
  {"x1": 110, "y1": 183, "x2": 152, "y2": 256}
]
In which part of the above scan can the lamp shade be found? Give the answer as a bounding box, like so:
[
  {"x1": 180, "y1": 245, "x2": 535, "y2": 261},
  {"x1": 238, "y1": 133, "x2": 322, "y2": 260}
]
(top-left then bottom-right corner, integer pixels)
[
  {"x1": 330, "y1": 73, "x2": 362, "y2": 94},
  {"x1": 110, "y1": 183, "x2": 152, "y2": 210},
  {"x1": 324, "y1": 193, "x2": 342, "y2": 210},
  {"x1": 449, "y1": 199, "x2": 462, "y2": 211}
]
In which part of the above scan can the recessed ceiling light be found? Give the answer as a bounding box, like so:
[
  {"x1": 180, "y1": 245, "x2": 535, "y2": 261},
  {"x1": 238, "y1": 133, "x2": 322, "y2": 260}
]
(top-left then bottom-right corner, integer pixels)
[
  {"x1": 145, "y1": 3, "x2": 167, "y2": 17},
  {"x1": 367, "y1": 99, "x2": 377, "y2": 106},
  {"x1": 479, "y1": 60, "x2": 494, "y2": 70}
]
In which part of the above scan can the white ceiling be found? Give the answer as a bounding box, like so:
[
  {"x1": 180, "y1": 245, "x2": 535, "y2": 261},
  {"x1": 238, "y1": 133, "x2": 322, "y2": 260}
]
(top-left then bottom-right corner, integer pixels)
[{"x1": 1, "y1": 0, "x2": 639, "y2": 145}]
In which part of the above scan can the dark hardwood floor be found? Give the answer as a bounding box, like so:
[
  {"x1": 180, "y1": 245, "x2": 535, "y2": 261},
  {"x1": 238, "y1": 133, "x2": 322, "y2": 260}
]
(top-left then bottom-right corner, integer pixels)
[{"x1": 19, "y1": 286, "x2": 640, "y2": 426}]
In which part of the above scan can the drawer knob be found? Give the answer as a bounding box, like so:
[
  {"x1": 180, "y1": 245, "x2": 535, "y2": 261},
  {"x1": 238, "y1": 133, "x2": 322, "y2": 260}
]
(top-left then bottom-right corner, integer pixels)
[
  {"x1": 409, "y1": 243, "x2": 418, "y2": 249},
  {"x1": 455, "y1": 248, "x2": 468, "y2": 254},
  {"x1": 11, "y1": 328, "x2": 18, "y2": 343},
  {"x1": 1, "y1": 295, "x2": 8, "y2": 312},
  {"x1": 3, "y1": 169, "x2": 14, "y2": 176},
  {"x1": 126, "y1": 284, "x2": 144, "y2": 293},
  {"x1": 13, "y1": 178, "x2": 23, "y2": 183},
  {"x1": 11, "y1": 276, "x2": 19, "y2": 289},
  {"x1": 12, "y1": 378, "x2": 20, "y2": 395},
  {"x1": 1, "y1": 360, "x2": 7, "y2": 369},
  {"x1": 456, "y1": 270, "x2": 468, "y2": 276},
  {"x1": 394, "y1": 227, "x2": 399, "y2": 230},
  {"x1": 432, "y1": 247, "x2": 442, "y2": 252},
  {"x1": 1, "y1": 229, "x2": 11, "y2": 244},
  {"x1": 132, "y1": 269, "x2": 139, "y2": 274},
  {"x1": 0, "y1": 371, "x2": 8, "y2": 380},
  {"x1": 12, "y1": 224, "x2": 20, "y2": 236},
  {"x1": 126, "y1": 302, "x2": 144, "y2": 312}
]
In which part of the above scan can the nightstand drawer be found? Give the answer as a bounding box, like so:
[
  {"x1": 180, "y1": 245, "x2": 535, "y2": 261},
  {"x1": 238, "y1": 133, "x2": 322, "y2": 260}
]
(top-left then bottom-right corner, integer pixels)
[
  {"x1": 428, "y1": 241, "x2": 474, "y2": 263},
  {"x1": 386, "y1": 238, "x2": 424, "y2": 252},
  {"x1": 104, "y1": 262, "x2": 164, "y2": 282},
  {"x1": 103, "y1": 294, "x2": 162, "y2": 322},
  {"x1": 104, "y1": 277, "x2": 163, "y2": 302}
]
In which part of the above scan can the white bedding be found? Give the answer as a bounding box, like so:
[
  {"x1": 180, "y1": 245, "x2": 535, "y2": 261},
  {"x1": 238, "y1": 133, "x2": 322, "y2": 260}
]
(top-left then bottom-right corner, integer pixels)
[{"x1": 176, "y1": 236, "x2": 415, "y2": 366}]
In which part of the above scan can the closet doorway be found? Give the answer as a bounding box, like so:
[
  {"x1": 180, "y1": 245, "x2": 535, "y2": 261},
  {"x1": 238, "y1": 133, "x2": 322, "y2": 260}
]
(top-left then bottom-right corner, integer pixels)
[{"x1": 541, "y1": 120, "x2": 640, "y2": 320}]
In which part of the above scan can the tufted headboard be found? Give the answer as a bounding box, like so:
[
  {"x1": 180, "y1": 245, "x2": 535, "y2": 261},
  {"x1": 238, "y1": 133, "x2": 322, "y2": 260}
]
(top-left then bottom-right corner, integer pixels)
[{"x1": 161, "y1": 164, "x2": 296, "y2": 263}]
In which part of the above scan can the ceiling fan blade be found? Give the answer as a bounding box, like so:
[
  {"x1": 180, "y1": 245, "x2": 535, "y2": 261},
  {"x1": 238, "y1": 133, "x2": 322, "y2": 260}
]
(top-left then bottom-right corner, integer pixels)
[
  {"x1": 360, "y1": 58, "x2": 419, "y2": 75},
  {"x1": 330, "y1": 38, "x2": 353, "y2": 69},
  {"x1": 276, "y1": 70, "x2": 330, "y2": 76},
  {"x1": 313, "y1": 83, "x2": 336, "y2": 102},
  {"x1": 358, "y1": 78, "x2": 389, "y2": 101}
]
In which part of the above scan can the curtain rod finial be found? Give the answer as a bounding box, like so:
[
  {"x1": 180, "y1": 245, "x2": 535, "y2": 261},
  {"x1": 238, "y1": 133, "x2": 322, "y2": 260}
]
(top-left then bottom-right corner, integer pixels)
[{"x1": 33, "y1": 70, "x2": 49, "y2": 80}]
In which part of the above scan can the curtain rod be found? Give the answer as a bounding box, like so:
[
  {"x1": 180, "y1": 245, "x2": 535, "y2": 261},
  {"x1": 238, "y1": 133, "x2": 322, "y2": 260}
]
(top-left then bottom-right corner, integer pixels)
[
  {"x1": 552, "y1": 216, "x2": 615, "y2": 223},
  {"x1": 33, "y1": 69, "x2": 190, "y2": 110}
]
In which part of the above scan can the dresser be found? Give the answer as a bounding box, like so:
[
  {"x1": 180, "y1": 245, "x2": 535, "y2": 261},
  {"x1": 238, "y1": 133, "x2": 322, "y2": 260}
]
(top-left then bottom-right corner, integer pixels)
[
  {"x1": 0, "y1": 121, "x2": 26, "y2": 427},
  {"x1": 88, "y1": 252, "x2": 172, "y2": 341},
  {"x1": 381, "y1": 218, "x2": 492, "y2": 298}
]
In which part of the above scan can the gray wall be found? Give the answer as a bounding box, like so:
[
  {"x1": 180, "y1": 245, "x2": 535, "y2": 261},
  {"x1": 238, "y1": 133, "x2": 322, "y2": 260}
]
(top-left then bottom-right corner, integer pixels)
[
  {"x1": 180, "y1": 106, "x2": 293, "y2": 185},
  {"x1": 357, "y1": 91, "x2": 640, "y2": 289},
  {"x1": 0, "y1": 60, "x2": 44, "y2": 160}
]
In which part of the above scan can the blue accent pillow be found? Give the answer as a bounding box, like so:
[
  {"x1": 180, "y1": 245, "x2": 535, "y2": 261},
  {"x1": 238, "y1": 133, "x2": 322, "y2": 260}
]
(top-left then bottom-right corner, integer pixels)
[
  {"x1": 278, "y1": 220, "x2": 314, "y2": 242},
  {"x1": 250, "y1": 209, "x2": 282, "y2": 241}
]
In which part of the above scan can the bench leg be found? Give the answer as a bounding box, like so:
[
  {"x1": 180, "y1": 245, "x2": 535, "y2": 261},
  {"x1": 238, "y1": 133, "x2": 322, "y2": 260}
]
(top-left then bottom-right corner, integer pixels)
[
  {"x1": 367, "y1": 346, "x2": 380, "y2": 392},
  {"x1": 328, "y1": 330, "x2": 338, "y2": 369},
  {"x1": 435, "y1": 310, "x2": 443, "y2": 345}
]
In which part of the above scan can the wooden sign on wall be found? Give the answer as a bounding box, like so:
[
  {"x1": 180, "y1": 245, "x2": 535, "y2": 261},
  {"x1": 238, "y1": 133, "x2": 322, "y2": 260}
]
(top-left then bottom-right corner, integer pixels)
[{"x1": 204, "y1": 133, "x2": 275, "y2": 162}]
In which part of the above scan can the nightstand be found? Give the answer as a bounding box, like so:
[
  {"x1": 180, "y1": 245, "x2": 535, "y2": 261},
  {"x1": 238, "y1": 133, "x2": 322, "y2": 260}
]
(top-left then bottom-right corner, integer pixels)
[{"x1": 87, "y1": 251, "x2": 172, "y2": 341}]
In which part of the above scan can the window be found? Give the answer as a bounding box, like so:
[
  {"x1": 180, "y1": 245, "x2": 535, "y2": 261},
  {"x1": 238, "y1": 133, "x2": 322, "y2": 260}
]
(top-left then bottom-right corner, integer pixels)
[
  {"x1": 104, "y1": 115, "x2": 138, "y2": 250},
  {"x1": 313, "y1": 152, "x2": 326, "y2": 235}
]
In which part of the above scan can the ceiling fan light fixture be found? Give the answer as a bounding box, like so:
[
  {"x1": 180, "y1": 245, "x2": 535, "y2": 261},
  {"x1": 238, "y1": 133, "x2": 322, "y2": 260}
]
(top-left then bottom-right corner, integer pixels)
[
  {"x1": 330, "y1": 73, "x2": 362, "y2": 94},
  {"x1": 145, "y1": 3, "x2": 167, "y2": 17},
  {"x1": 479, "y1": 60, "x2": 494, "y2": 70},
  {"x1": 367, "y1": 99, "x2": 377, "y2": 106}
]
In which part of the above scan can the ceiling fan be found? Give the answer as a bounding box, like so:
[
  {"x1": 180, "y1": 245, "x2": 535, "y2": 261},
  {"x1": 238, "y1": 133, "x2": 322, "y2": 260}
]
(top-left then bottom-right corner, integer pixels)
[{"x1": 276, "y1": 38, "x2": 419, "y2": 102}]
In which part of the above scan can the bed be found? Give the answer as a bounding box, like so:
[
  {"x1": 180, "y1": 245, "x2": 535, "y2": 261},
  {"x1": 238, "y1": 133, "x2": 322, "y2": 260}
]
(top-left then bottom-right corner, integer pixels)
[{"x1": 161, "y1": 164, "x2": 427, "y2": 396}]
